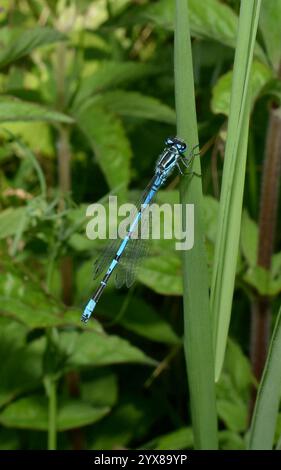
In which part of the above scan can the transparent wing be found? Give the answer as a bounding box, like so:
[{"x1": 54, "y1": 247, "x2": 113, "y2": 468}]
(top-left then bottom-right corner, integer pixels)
[
  {"x1": 130, "y1": 175, "x2": 156, "y2": 214},
  {"x1": 93, "y1": 178, "x2": 156, "y2": 286},
  {"x1": 114, "y1": 239, "x2": 150, "y2": 288},
  {"x1": 115, "y1": 201, "x2": 152, "y2": 288},
  {"x1": 125, "y1": 236, "x2": 150, "y2": 288},
  {"x1": 93, "y1": 227, "x2": 149, "y2": 286},
  {"x1": 93, "y1": 239, "x2": 120, "y2": 279},
  {"x1": 127, "y1": 205, "x2": 151, "y2": 287},
  {"x1": 115, "y1": 262, "x2": 127, "y2": 289}
]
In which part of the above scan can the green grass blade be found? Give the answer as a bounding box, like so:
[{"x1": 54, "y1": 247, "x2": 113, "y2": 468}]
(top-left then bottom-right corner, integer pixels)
[
  {"x1": 175, "y1": 0, "x2": 218, "y2": 449},
  {"x1": 210, "y1": 0, "x2": 262, "y2": 380},
  {"x1": 249, "y1": 306, "x2": 281, "y2": 449}
]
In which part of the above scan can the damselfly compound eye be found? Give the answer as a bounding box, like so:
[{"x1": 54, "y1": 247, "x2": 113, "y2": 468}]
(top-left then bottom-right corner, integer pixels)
[
  {"x1": 165, "y1": 137, "x2": 186, "y2": 152},
  {"x1": 176, "y1": 142, "x2": 186, "y2": 152},
  {"x1": 165, "y1": 137, "x2": 175, "y2": 146}
]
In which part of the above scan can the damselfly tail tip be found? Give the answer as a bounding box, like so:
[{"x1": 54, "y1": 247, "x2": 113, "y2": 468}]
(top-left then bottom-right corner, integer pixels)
[{"x1": 81, "y1": 299, "x2": 96, "y2": 324}]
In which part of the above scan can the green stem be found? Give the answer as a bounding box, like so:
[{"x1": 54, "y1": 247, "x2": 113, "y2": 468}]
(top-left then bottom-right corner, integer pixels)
[
  {"x1": 55, "y1": 40, "x2": 84, "y2": 450},
  {"x1": 174, "y1": 0, "x2": 218, "y2": 449},
  {"x1": 55, "y1": 43, "x2": 73, "y2": 305},
  {"x1": 105, "y1": 285, "x2": 136, "y2": 327},
  {"x1": 47, "y1": 377, "x2": 57, "y2": 451},
  {"x1": 26, "y1": 0, "x2": 41, "y2": 19},
  {"x1": 210, "y1": 0, "x2": 262, "y2": 380},
  {"x1": 249, "y1": 306, "x2": 281, "y2": 449},
  {"x1": 46, "y1": 243, "x2": 60, "y2": 290},
  {"x1": 11, "y1": 211, "x2": 27, "y2": 256},
  {"x1": 11, "y1": 138, "x2": 47, "y2": 198},
  {"x1": 251, "y1": 67, "x2": 281, "y2": 377},
  {"x1": 249, "y1": 65, "x2": 281, "y2": 413}
]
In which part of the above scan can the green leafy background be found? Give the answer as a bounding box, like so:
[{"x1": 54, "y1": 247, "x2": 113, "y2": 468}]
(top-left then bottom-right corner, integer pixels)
[{"x1": 0, "y1": 0, "x2": 281, "y2": 450}]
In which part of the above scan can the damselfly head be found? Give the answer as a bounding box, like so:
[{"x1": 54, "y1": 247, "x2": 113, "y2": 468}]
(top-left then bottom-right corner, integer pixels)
[{"x1": 165, "y1": 136, "x2": 187, "y2": 153}]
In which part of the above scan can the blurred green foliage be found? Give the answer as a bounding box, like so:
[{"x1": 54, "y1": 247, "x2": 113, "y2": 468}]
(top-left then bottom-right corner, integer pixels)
[{"x1": 0, "y1": 0, "x2": 281, "y2": 450}]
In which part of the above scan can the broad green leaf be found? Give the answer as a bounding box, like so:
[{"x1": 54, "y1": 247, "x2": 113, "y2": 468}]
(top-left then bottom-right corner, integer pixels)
[
  {"x1": 89, "y1": 401, "x2": 158, "y2": 450},
  {"x1": 188, "y1": 0, "x2": 237, "y2": 47},
  {"x1": 249, "y1": 306, "x2": 281, "y2": 449},
  {"x1": 142, "y1": 427, "x2": 193, "y2": 450},
  {"x1": 240, "y1": 210, "x2": 258, "y2": 267},
  {"x1": 0, "y1": 122, "x2": 54, "y2": 156},
  {"x1": 0, "y1": 260, "x2": 100, "y2": 331},
  {"x1": 44, "y1": 0, "x2": 57, "y2": 14},
  {"x1": 0, "y1": 429, "x2": 20, "y2": 450},
  {"x1": 243, "y1": 266, "x2": 269, "y2": 295},
  {"x1": 0, "y1": 96, "x2": 73, "y2": 123},
  {"x1": 0, "y1": 207, "x2": 26, "y2": 239},
  {"x1": 272, "y1": 251, "x2": 281, "y2": 279},
  {"x1": 223, "y1": 339, "x2": 252, "y2": 395},
  {"x1": 0, "y1": 396, "x2": 109, "y2": 431},
  {"x1": 266, "y1": 276, "x2": 281, "y2": 297},
  {"x1": 69, "y1": 233, "x2": 96, "y2": 252},
  {"x1": 55, "y1": 400, "x2": 109, "y2": 432},
  {"x1": 81, "y1": 370, "x2": 118, "y2": 408},
  {"x1": 74, "y1": 103, "x2": 132, "y2": 190},
  {"x1": 241, "y1": 219, "x2": 281, "y2": 295},
  {"x1": 261, "y1": 78, "x2": 281, "y2": 105},
  {"x1": 144, "y1": 0, "x2": 265, "y2": 61},
  {"x1": 216, "y1": 374, "x2": 247, "y2": 433},
  {"x1": 216, "y1": 339, "x2": 251, "y2": 433},
  {"x1": 145, "y1": 0, "x2": 236, "y2": 44},
  {"x1": 67, "y1": 331, "x2": 157, "y2": 367},
  {"x1": 72, "y1": 61, "x2": 158, "y2": 109},
  {"x1": 212, "y1": 61, "x2": 273, "y2": 116},
  {"x1": 0, "y1": 319, "x2": 42, "y2": 407},
  {"x1": 76, "y1": 259, "x2": 103, "y2": 304},
  {"x1": 137, "y1": 254, "x2": 182, "y2": 296},
  {"x1": 203, "y1": 195, "x2": 219, "y2": 243},
  {"x1": 30, "y1": 330, "x2": 156, "y2": 369},
  {"x1": 244, "y1": 266, "x2": 281, "y2": 296},
  {"x1": 259, "y1": 0, "x2": 281, "y2": 71},
  {"x1": 218, "y1": 431, "x2": 245, "y2": 450},
  {"x1": 102, "y1": 0, "x2": 131, "y2": 17},
  {"x1": 97, "y1": 91, "x2": 176, "y2": 124},
  {"x1": 99, "y1": 295, "x2": 180, "y2": 344},
  {"x1": 67, "y1": 203, "x2": 90, "y2": 226},
  {"x1": 0, "y1": 27, "x2": 65, "y2": 69},
  {"x1": 216, "y1": 396, "x2": 247, "y2": 432}
]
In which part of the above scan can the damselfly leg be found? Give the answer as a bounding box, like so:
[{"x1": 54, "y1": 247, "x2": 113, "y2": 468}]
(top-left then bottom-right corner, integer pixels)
[{"x1": 180, "y1": 144, "x2": 201, "y2": 177}]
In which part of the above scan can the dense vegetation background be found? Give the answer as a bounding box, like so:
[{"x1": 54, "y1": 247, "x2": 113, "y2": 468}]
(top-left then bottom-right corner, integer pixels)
[{"x1": 0, "y1": 0, "x2": 281, "y2": 450}]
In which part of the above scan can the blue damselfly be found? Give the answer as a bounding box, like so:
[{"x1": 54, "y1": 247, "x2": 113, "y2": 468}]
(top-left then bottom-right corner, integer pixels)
[{"x1": 81, "y1": 136, "x2": 198, "y2": 323}]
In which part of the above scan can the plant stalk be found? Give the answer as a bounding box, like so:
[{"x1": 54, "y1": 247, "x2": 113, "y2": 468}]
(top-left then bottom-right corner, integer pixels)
[
  {"x1": 175, "y1": 0, "x2": 218, "y2": 449},
  {"x1": 210, "y1": 0, "x2": 261, "y2": 380},
  {"x1": 47, "y1": 377, "x2": 57, "y2": 451},
  {"x1": 55, "y1": 42, "x2": 84, "y2": 450},
  {"x1": 249, "y1": 306, "x2": 281, "y2": 449},
  {"x1": 57, "y1": 124, "x2": 73, "y2": 306},
  {"x1": 250, "y1": 62, "x2": 281, "y2": 385},
  {"x1": 55, "y1": 42, "x2": 73, "y2": 306}
]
